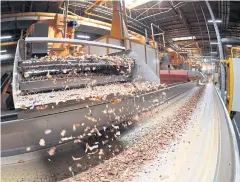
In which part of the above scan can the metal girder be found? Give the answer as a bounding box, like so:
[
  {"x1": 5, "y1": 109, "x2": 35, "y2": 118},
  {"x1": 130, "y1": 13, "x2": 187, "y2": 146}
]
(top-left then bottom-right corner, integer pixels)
[{"x1": 134, "y1": 0, "x2": 163, "y2": 20}]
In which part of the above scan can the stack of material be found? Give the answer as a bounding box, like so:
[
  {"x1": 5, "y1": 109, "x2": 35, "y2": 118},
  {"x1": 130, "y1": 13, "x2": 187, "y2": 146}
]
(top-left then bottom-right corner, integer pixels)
[{"x1": 15, "y1": 81, "x2": 162, "y2": 110}]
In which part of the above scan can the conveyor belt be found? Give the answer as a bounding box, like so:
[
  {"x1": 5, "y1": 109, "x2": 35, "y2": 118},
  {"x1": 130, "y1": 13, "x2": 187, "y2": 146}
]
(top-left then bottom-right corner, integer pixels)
[
  {"x1": 1, "y1": 83, "x2": 239, "y2": 182},
  {"x1": 1, "y1": 81, "x2": 196, "y2": 157}
]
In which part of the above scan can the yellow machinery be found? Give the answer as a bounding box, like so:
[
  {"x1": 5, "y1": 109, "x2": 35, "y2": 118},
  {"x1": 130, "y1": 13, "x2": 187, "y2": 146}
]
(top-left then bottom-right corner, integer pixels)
[
  {"x1": 222, "y1": 47, "x2": 240, "y2": 115},
  {"x1": 1, "y1": 1, "x2": 148, "y2": 55},
  {"x1": 27, "y1": 14, "x2": 75, "y2": 56}
]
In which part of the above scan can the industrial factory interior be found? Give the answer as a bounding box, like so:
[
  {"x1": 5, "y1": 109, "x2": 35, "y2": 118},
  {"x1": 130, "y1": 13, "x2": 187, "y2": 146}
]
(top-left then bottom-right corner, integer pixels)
[{"x1": 1, "y1": 0, "x2": 240, "y2": 181}]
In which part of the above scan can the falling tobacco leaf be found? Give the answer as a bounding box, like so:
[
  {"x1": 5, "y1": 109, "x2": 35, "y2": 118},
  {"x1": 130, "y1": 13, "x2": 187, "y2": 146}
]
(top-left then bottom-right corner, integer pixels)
[
  {"x1": 94, "y1": 127, "x2": 102, "y2": 136},
  {"x1": 73, "y1": 125, "x2": 76, "y2": 131},
  {"x1": 74, "y1": 139, "x2": 81, "y2": 143},
  {"x1": 112, "y1": 99, "x2": 121, "y2": 104},
  {"x1": 20, "y1": 105, "x2": 26, "y2": 109},
  {"x1": 76, "y1": 163, "x2": 82, "y2": 168},
  {"x1": 72, "y1": 156, "x2": 82, "y2": 161},
  {"x1": 39, "y1": 139, "x2": 45, "y2": 146},
  {"x1": 61, "y1": 130, "x2": 66, "y2": 136},
  {"x1": 98, "y1": 149, "x2": 104, "y2": 155},
  {"x1": 102, "y1": 139, "x2": 108, "y2": 145},
  {"x1": 89, "y1": 97, "x2": 102, "y2": 102},
  {"x1": 61, "y1": 136, "x2": 73, "y2": 141},
  {"x1": 73, "y1": 123, "x2": 81, "y2": 127},
  {"x1": 47, "y1": 72, "x2": 52, "y2": 79},
  {"x1": 108, "y1": 109, "x2": 115, "y2": 114},
  {"x1": 36, "y1": 105, "x2": 48, "y2": 110},
  {"x1": 85, "y1": 143, "x2": 99, "y2": 153},
  {"x1": 48, "y1": 147, "x2": 56, "y2": 156},
  {"x1": 45, "y1": 129, "x2": 52, "y2": 135},
  {"x1": 85, "y1": 116, "x2": 97, "y2": 122},
  {"x1": 102, "y1": 110, "x2": 107, "y2": 114},
  {"x1": 102, "y1": 95, "x2": 107, "y2": 100},
  {"x1": 112, "y1": 124, "x2": 119, "y2": 130},
  {"x1": 24, "y1": 73, "x2": 29, "y2": 78},
  {"x1": 103, "y1": 126, "x2": 107, "y2": 132}
]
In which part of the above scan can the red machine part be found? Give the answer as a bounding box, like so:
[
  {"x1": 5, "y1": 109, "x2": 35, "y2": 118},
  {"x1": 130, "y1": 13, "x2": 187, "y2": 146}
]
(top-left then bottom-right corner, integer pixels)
[{"x1": 160, "y1": 70, "x2": 188, "y2": 84}]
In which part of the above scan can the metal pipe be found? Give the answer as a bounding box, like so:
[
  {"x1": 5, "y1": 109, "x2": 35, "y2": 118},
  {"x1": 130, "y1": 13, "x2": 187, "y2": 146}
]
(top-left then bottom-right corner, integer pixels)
[
  {"x1": 25, "y1": 37, "x2": 126, "y2": 50},
  {"x1": 151, "y1": 23, "x2": 165, "y2": 48},
  {"x1": 75, "y1": 1, "x2": 151, "y2": 32},
  {"x1": 145, "y1": 29, "x2": 148, "y2": 41},
  {"x1": 205, "y1": 0, "x2": 225, "y2": 100},
  {"x1": 137, "y1": 2, "x2": 186, "y2": 21},
  {"x1": 221, "y1": 38, "x2": 240, "y2": 45},
  {"x1": 0, "y1": 42, "x2": 17, "y2": 46},
  {"x1": 83, "y1": 0, "x2": 110, "y2": 21},
  {"x1": 192, "y1": 3, "x2": 204, "y2": 60},
  {"x1": 199, "y1": 3, "x2": 212, "y2": 55},
  {"x1": 151, "y1": 23, "x2": 155, "y2": 44},
  {"x1": 63, "y1": 0, "x2": 69, "y2": 39},
  {"x1": 151, "y1": 23, "x2": 164, "y2": 33},
  {"x1": 134, "y1": 0, "x2": 163, "y2": 20},
  {"x1": 162, "y1": 33, "x2": 165, "y2": 48}
]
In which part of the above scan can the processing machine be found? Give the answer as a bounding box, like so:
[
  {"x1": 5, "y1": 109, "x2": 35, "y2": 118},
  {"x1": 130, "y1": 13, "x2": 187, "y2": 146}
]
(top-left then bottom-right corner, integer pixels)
[
  {"x1": 1, "y1": 37, "x2": 199, "y2": 160},
  {"x1": 1, "y1": 0, "x2": 200, "y2": 160}
]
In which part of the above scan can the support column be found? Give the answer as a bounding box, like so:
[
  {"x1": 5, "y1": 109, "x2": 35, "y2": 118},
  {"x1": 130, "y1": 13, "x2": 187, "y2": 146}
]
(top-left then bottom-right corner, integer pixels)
[{"x1": 110, "y1": 0, "x2": 129, "y2": 39}]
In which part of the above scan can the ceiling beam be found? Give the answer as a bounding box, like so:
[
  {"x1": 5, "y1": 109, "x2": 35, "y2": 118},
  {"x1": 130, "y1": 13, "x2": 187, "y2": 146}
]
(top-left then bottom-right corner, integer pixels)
[{"x1": 168, "y1": 2, "x2": 191, "y2": 35}]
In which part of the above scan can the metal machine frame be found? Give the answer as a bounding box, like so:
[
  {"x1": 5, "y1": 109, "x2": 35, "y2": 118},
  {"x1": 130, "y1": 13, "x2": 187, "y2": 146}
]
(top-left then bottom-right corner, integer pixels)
[{"x1": 222, "y1": 47, "x2": 240, "y2": 114}]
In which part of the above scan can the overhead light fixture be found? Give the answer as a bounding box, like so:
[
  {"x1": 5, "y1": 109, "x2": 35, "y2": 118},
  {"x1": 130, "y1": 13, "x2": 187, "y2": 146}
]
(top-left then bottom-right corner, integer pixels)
[
  {"x1": 210, "y1": 52, "x2": 217, "y2": 54},
  {"x1": 0, "y1": 54, "x2": 13, "y2": 60},
  {"x1": 77, "y1": 35, "x2": 90, "y2": 39},
  {"x1": 210, "y1": 42, "x2": 218, "y2": 45},
  {"x1": 0, "y1": 36, "x2": 12, "y2": 39},
  {"x1": 0, "y1": 50, "x2": 7, "y2": 53},
  {"x1": 207, "y1": 20, "x2": 222, "y2": 23},
  {"x1": 125, "y1": 0, "x2": 152, "y2": 9},
  {"x1": 172, "y1": 36, "x2": 196, "y2": 41}
]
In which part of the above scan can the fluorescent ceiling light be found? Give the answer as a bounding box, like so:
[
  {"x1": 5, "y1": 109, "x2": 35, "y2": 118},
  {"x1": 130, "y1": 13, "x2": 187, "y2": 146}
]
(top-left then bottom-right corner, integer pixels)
[
  {"x1": 0, "y1": 54, "x2": 13, "y2": 60},
  {"x1": 0, "y1": 36, "x2": 12, "y2": 39},
  {"x1": 0, "y1": 50, "x2": 7, "y2": 53},
  {"x1": 208, "y1": 20, "x2": 222, "y2": 23},
  {"x1": 77, "y1": 35, "x2": 90, "y2": 39},
  {"x1": 210, "y1": 42, "x2": 218, "y2": 45},
  {"x1": 125, "y1": 0, "x2": 152, "y2": 9},
  {"x1": 210, "y1": 52, "x2": 217, "y2": 54},
  {"x1": 172, "y1": 36, "x2": 196, "y2": 41}
]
